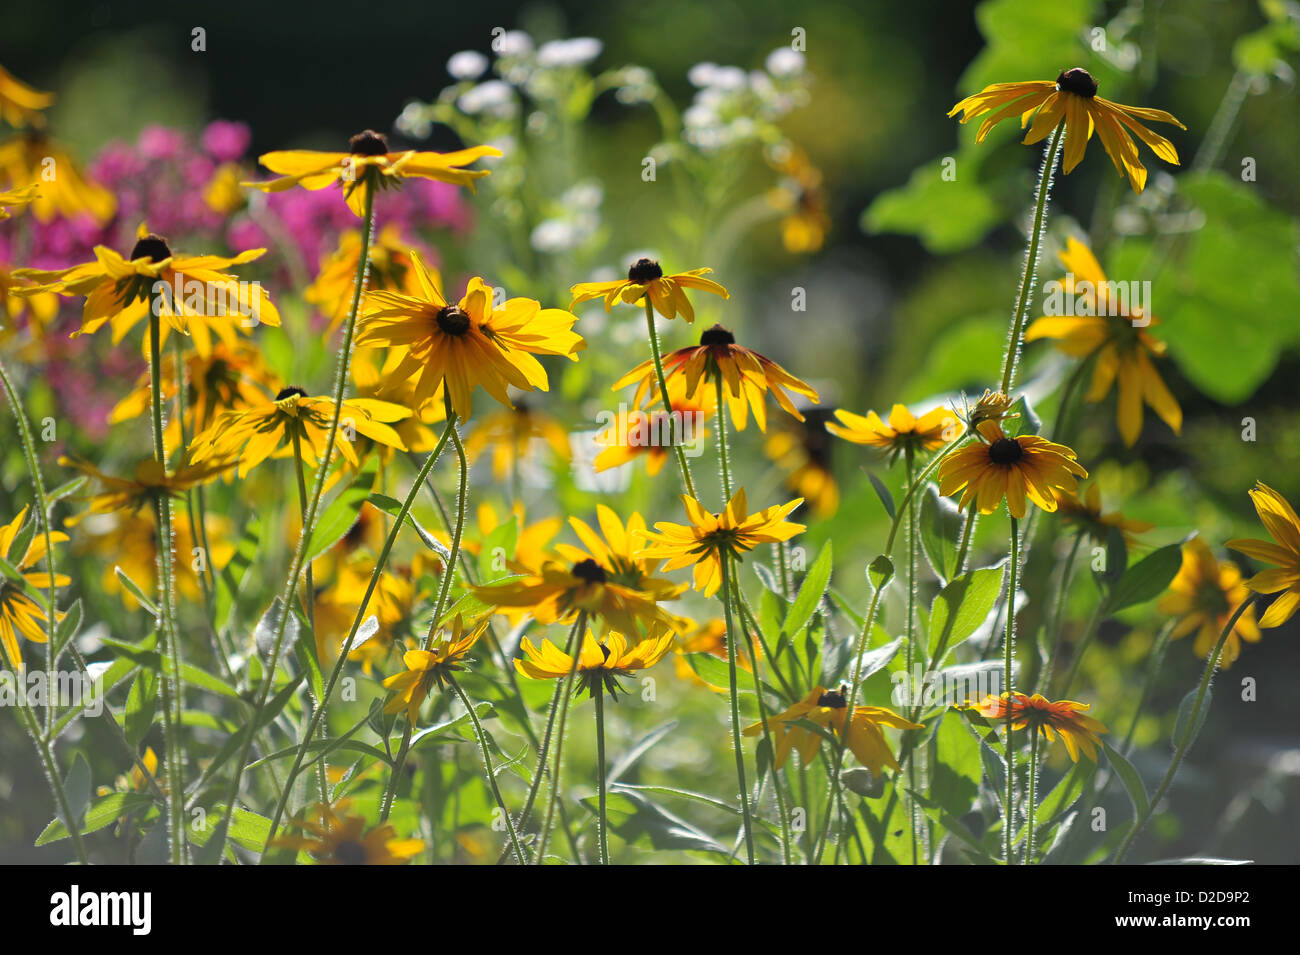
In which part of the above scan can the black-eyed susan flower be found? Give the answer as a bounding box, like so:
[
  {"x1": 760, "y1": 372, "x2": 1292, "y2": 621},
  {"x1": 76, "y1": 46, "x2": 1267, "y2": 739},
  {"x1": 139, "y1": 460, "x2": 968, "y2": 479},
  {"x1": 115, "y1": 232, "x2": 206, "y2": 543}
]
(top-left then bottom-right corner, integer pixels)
[
  {"x1": 637, "y1": 488, "x2": 804, "y2": 597},
  {"x1": 202, "y1": 162, "x2": 245, "y2": 216},
  {"x1": 0, "y1": 183, "x2": 38, "y2": 218},
  {"x1": 246, "y1": 129, "x2": 500, "y2": 216},
  {"x1": 1227, "y1": 482, "x2": 1300, "y2": 630},
  {"x1": 0, "y1": 506, "x2": 68, "y2": 669},
  {"x1": 0, "y1": 132, "x2": 115, "y2": 222},
  {"x1": 76, "y1": 510, "x2": 231, "y2": 609},
  {"x1": 763, "y1": 413, "x2": 839, "y2": 518},
  {"x1": 350, "y1": 350, "x2": 446, "y2": 458},
  {"x1": 0, "y1": 261, "x2": 59, "y2": 338},
  {"x1": 613, "y1": 324, "x2": 818, "y2": 432},
  {"x1": 13, "y1": 226, "x2": 280, "y2": 357},
  {"x1": 382, "y1": 614, "x2": 488, "y2": 724},
  {"x1": 1025, "y1": 238, "x2": 1180, "y2": 446},
  {"x1": 59, "y1": 456, "x2": 233, "y2": 519},
  {"x1": 305, "y1": 225, "x2": 430, "y2": 335},
  {"x1": 556, "y1": 506, "x2": 687, "y2": 611},
  {"x1": 570, "y1": 258, "x2": 728, "y2": 323},
  {"x1": 594, "y1": 374, "x2": 714, "y2": 476},
  {"x1": 968, "y1": 692, "x2": 1107, "y2": 762},
  {"x1": 516, "y1": 626, "x2": 675, "y2": 698},
  {"x1": 1158, "y1": 538, "x2": 1259, "y2": 667},
  {"x1": 273, "y1": 800, "x2": 424, "y2": 865},
  {"x1": 0, "y1": 65, "x2": 54, "y2": 128},
  {"x1": 314, "y1": 559, "x2": 417, "y2": 672},
  {"x1": 745, "y1": 685, "x2": 922, "y2": 774},
  {"x1": 767, "y1": 145, "x2": 831, "y2": 254},
  {"x1": 948, "y1": 68, "x2": 1185, "y2": 193},
  {"x1": 464, "y1": 398, "x2": 570, "y2": 482},
  {"x1": 937, "y1": 419, "x2": 1087, "y2": 520},
  {"x1": 828, "y1": 402, "x2": 958, "y2": 462},
  {"x1": 355, "y1": 255, "x2": 584, "y2": 419},
  {"x1": 187, "y1": 386, "x2": 411, "y2": 475},
  {"x1": 1053, "y1": 484, "x2": 1152, "y2": 544}
]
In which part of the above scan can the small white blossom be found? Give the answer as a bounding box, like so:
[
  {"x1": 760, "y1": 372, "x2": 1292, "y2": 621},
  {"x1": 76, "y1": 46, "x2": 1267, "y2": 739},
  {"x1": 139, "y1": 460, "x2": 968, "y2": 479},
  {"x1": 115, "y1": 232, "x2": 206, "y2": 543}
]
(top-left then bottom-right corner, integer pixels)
[{"x1": 447, "y1": 50, "x2": 489, "y2": 81}]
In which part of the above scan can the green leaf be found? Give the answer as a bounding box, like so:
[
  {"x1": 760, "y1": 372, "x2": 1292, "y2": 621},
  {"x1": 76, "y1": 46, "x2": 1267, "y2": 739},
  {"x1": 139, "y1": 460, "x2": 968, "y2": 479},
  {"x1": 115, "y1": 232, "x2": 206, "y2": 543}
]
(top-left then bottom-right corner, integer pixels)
[
  {"x1": 867, "y1": 555, "x2": 894, "y2": 592},
  {"x1": 478, "y1": 513, "x2": 518, "y2": 584},
  {"x1": 865, "y1": 470, "x2": 895, "y2": 520},
  {"x1": 114, "y1": 566, "x2": 158, "y2": 616},
  {"x1": 863, "y1": 156, "x2": 1002, "y2": 254},
  {"x1": 607, "y1": 720, "x2": 679, "y2": 786},
  {"x1": 931, "y1": 712, "x2": 981, "y2": 818},
  {"x1": 920, "y1": 485, "x2": 963, "y2": 584},
  {"x1": 306, "y1": 460, "x2": 377, "y2": 564},
  {"x1": 215, "y1": 511, "x2": 262, "y2": 628},
  {"x1": 1105, "y1": 542, "x2": 1183, "y2": 614},
  {"x1": 1172, "y1": 687, "x2": 1211, "y2": 752},
  {"x1": 45, "y1": 476, "x2": 87, "y2": 507},
  {"x1": 1104, "y1": 741, "x2": 1149, "y2": 821},
  {"x1": 783, "y1": 540, "x2": 832, "y2": 636},
  {"x1": 367, "y1": 494, "x2": 451, "y2": 558},
  {"x1": 7, "y1": 507, "x2": 36, "y2": 567},
  {"x1": 584, "y1": 789, "x2": 730, "y2": 857},
  {"x1": 124, "y1": 669, "x2": 157, "y2": 747},
  {"x1": 928, "y1": 565, "x2": 1005, "y2": 659},
  {"x1": 64, "y1": 753, "x2": 93, "y2": 830},
  {"x1": 36, "y1": 792, "x2": 156, "y2": 845}
]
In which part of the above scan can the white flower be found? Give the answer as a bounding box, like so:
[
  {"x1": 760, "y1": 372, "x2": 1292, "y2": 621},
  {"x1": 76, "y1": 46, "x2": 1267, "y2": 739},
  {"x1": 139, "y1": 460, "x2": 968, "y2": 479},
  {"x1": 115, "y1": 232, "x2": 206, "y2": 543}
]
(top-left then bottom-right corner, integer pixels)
[
  {"x1": 447, "y1": 50, "x2": 489, "y2": 81},
  {"x1": 395, "y1": 101, "x2": 432, "y2": 139},
  {"x1": 561, "y1": 180, "x2": 603, "y2": 210},
  {"x1": 688, "y1": 62, "x2": 719, "y2": 87},
  {"x1": 493, "y1": 30, "x2": 534, "y2": 58},
  {"x1": 458, "y1": 80, "x2": 517, "y2": 117},
  {"x1": 536, "y1": 37, "x2": 603, "y2": 68},
  {"x1": 766, "y1": 47, "x2": 806, "y2": 77},
  {"x1": 530, "y1": 220, "x2": 580, "y2": 253},
  {"x1": 709, "y1": 66, "x2": 748, "y2": 91}
]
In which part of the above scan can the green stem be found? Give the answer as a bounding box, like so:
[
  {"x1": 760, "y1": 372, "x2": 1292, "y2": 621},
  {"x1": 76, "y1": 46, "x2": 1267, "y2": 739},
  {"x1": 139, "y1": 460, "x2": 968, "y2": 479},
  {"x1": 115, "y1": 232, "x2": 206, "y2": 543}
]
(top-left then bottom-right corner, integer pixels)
[
  {"x1": 719, "y1": 554, "x2": 755, "y2": 864},
  {"x1": 904, "y1": 453, "x2": 922, "y2": 864},
  {"x1": 1058, "y1": 602, "x2": 1105, "y2": 699},
  {"x1": 1121, "y1": 621, "x2": 1175, "y2": 754},
  {"x1": 715, "y1": 373, "x2": 733, "y2": 502},
  {"x1": 999, "y1": 123, "x2": 1064, "y2": 396},
  {"x1": 289, "y1": 431, "x2": 316, "y2": 631},
  {"x1": 424, "y1": 399, "x2": 467, "y2": 648},
  {"x1": 884, "y1": 434, "x2": 969, "y2": 555},
  {"x1": 644, "y1": 297, "x2": 696, "y2": 499},
  {"x1": 535, "y1": 611, "x2": 588, "y2": 864},
  {"x1": 1004, "y1": 515, "x2": 1019, "y2": 866},
  {"x1": 1026, "y1": 727, "x2": 1040, "y2": 863},
  {"x1": 593, "y1": 683, "x2": 610, "y2": 865},
  {"x1": 1037, "y1": 530, "x2": 1084, "y2": 694},
  {"x1": 447, "y1": 673, "x2": 527, "y2": 865},
  {"x1": 1112, "y1": 596, "x2": 1256, "y2": 864},
  {"x1": 953, "y1": 509, "x2": 977, "y2": 578}
]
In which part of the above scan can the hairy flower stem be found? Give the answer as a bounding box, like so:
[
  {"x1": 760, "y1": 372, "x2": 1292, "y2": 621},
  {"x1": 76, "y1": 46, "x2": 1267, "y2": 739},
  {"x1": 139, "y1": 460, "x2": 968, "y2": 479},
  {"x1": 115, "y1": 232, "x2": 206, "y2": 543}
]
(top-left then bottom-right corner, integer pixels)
[
  {"x1": 1026, "y1": 728, "x2": 1041, "y2": 862},
  {"x1": 535, "y1": 611, "x2": 588, "y2": 863},
  {"x1": 1112, "y1": 596, "x2": 1257, "y2": 864},
  {"x1": 593, "y1": 684, "x2": 610, "y2": 864},
  {"x1": 211, "y1": 182, "x2": 375, "y2": 863},
  {"x1": 903, "y1": 454, "x2": 924, "y2": 864},
  {"x1": 718, "y1": 555, "x2": 755, "y2": 864},
  {"x1": 1004, "y1": 516, "x2": 1020, "y2": 865},
  {"x1": 884, "y1": 431, "x2": 970, "y2": 555},
  {"x1": 1000, "y1": 123, "x2": 1064, "y2": 396},
  {"x1": 447, "y1": 673, "x2": 527, "y2": 864},
  {"x1": 715, "y1": 374, "x2": 733, "y2": 502},
  {"x1": 424, "y1": 400, "x2": 467, "y2": 648},
  {"x1": 147, "y1": 310, "x2": 187, "y2": 865},
  {"x1": 644, "y1": 298, "x2": 696, "y2": 498}
]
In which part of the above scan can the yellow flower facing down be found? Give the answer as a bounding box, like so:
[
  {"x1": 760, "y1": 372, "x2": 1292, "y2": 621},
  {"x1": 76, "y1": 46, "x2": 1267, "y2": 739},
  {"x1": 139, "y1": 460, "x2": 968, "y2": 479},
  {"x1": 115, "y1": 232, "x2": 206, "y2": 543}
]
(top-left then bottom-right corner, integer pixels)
[
  {"x1": 937, "y1": 419, "x2": 1087, "y2": 520},
  {"x1": 13, "y1": 225, "x2": 280, "y2": 357},
  {"x1": 0, "y1": 132, "x2": 114, "y2": 222},
  {"x1": 767, "y1": 145, "x2": 830, "y2": 254},
  {"x1": 570, "y1": 258, "x2": 729, "y2": 323},
  {"x1": 356, "y1": 254, "x2": 584, "y2": 419},
  {"x1": 594, "y1": 373, "x2": 715, "y2": 477},
  {"x1": 637, "y1": 488, "x2": 805, "y2": 598},
  {"x1": 763, "y1": 418, "x2": 839, "y2": 519},
  {"x1": 382, "y1": 615, "x2": 488, "y2": 724},
  {"x1": 464, "y1": 398, "x2": 570, "y2": 482},
  {"x1": 1, "y1": 260, "x2": 59, "y2": 339},
  {"x1": 350, "y1": 349, "x2": 446, "y2": 458},
  {"x1": 188, "y1": 386, "x2": 411, "y2": 476},
  {"x1": 0, "y1": 65, "x2": 54, "y2": 128},
  {"x1": 273, "y1": 800, "x2": 424, "y2": 865},
  {"x1": 314, "y1": 559, "x2": 417, "y2": 673},
  {"x1": 613, "y1": 323, "x2": 818, "y2": 432},
  {"x1": 59, "y1": 456, "x2": 233, "y2": 519},
  {"x1": 516, "y1": 626, "x2": 675, "y2": 698},
  {"x1": 0, "y1": 183, "x2": 39, "y2": 219},
  {"x1": 949, "y1": 67, "x2": 1186, "y2": 193},
  {"x1": 828, "y1": 402, "x2": 958, "y2": 461},
  {"x1": 745, "y1": 685, "x2": 923, "y2": 774},
  {"x1": 968, "y1": 692, "x2": 1107, "y2": 762},
  {"x1": 1053, "y1": 483, "x2": 1153, "y2": 544},
  {"x1": 306, "y1": 225, "x2": 431, "y2": 335},
  {"x1": 1026, "y1": 238, "x2": 1181, "y2": 446},
  {"x1": 1158, "y1": 538, "x2": 1259, "y2": 667},
  {"x1": 0, "y1": 506, "x2": 69, "y2": 669},
  {"x1": 246, "y1": 129, "x2": 501, "y2": 216},
  {"x1": 1226, "y1": 482, "x2": 1300, "y2": 630}
]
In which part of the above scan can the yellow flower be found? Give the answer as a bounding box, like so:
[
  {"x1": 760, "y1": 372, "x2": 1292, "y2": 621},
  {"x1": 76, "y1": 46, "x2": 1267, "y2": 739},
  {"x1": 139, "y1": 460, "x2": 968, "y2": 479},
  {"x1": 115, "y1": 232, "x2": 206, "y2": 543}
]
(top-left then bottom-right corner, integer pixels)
[
  {"x1": 382, "y1": 615, "x2": 487, "y2": 723},
  {"x1": 515, "y1": 626, "x2": 675, "y2": 698},
  {"x1": 637, "y1": 488, "x2": 804, "y2": 598},
  {"x1": 314, "y1": 559, "x2": 417, "y2": 672},
  {"x1": 464, "y1": 399, "x2": 571, "y2": 482},
  {"x1": 0, "y1": 506, "x2": 69, "y2": 669},
  {"x1": 594, "y1": 373, "x2": 714, "y2": 476},
  {"x1": 13, "y1": 225, "x2": 280, "y2": 357},
  {"x1": 470, "y1": 502, "x2": 562, "y2": 577},
  {"x1": 556, "y1": 506, "x2": 686, "y2": 610},
  {"x1": 246, "y1": 129, "x2": 500, "y2": 216},
  {"x1": 1, "y1": 261, "x2": 59, "y2": 338},
  {"x1": 1226, "y1": 482, "x2": 1300, "y2": 629},
  {"x1": 828, "y1": 402, "x2": 958, "y2": 461},
  {"x1": 767, "y1": 146, "x2": 830, "y2": 254},
  {"x1": 202, "y1": 162, "x2": 245, "y2": 216},
  {"x1": 968, "y1": 692, "x2": 1107, "y2": 762},
  {"x1": 672, "y1": 617, "x2": 759, "y2": 691},
  {"x1": 306, "y1": 225, "x2": 431, "y2": 335},
  {"x1": 0, "y1": 182, "x2": 39, "y2": 219},
  {"x1": 1053, "y1": 484, "x2": 1152, "y2": 544},
  {"x1": 1025, "y1": 239, "x2": 1180, "y2": 446},
  {"x1": 76, "y1": 510, "x2": 232, "y2": 609},
  {"x1": 744, "y1": 685, "x2": 922, "y2": 774},
  {"x1": 273, "y1": 800, "x2": 424, "y2": 864},
  {"x1": 1158, "y1": 538, "x2": 1259, "y2": 667},
  {"x1": 350, "y1": 350, "x2": 446, "y2": 457},
  {"x1": 356, "y1": 254, "x2": 584, "y2": 419},
  {"x1": 188, "y1": 386, "x2": 411, "y2": 476},
  {"x1": 763, "y1": 419, "x2": 839, "y2": 519},
  {"x1": 58, "y1": 456, "x2": 233, "y2": 518},
  {"x1": 0, "y1": 132, "x2": 115, "y2": 222},
  {"x1": 949, "y1": 68, "x2": 1185, "y2": 193},
  {"x1": 570, "y1": 258, "x2": 729, "y2": 323},
  {"x1": 613, "y1": 324, "x2": 818, "y2": 432},
  {"x1": 0, "y1": 64, "x2": 54, "y2": 128},
  {"x1": 937, "y1": 419, "x2": 1087, "y2": 519},
  {"x1": 98, "y1": 747, "x2": 163, "y2": 797}
]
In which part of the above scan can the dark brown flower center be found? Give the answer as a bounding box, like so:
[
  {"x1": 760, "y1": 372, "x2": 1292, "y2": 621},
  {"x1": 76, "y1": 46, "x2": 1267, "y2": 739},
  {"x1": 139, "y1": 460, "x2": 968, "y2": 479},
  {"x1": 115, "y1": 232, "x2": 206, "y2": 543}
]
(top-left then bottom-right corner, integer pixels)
[
  {"x1": 818, "y1": 688, "x2": 847, "y2": 708},
  {"x1": 1056, "y1": 68, "x2": 1098, "y2": 99},
  {"x1": 348, "y1": 130, "x2": 390, "y2": 156},
  {"x1": 276, "y1": 386, "x2": 308, "y2": 401},
  {"x1": 699, "y1": 323, "x2": 735, "y2": 346},
  {"x1": 627, "y1": 258, "x2": 663, "y2": 283},
  {"x1": 571, "y1": 558, "x2": 608, "y2": 585},
  {"x1": 988, "y1": 437, "x2": 1024, "y2": 465},
  {"x1": 333, "y1": 840, "x2": 369, "y2": 865},
  {"x1": 130, "y1": 233, "x2": 172, "y2": 262},
  {"x1": 436, "y1": 305, "x2": 471, "y2": 336}
]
